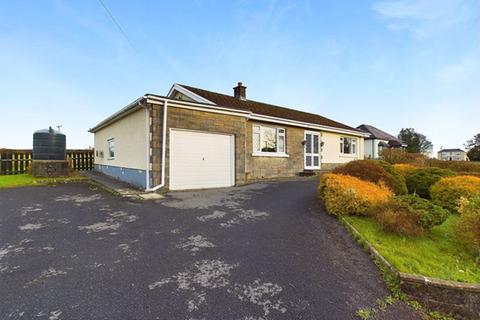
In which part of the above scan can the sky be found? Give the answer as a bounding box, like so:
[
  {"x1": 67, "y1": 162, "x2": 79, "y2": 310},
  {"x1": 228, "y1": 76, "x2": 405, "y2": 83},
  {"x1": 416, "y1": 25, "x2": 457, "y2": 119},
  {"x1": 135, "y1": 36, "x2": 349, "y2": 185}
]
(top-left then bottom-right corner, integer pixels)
[{"x1": 0, "y1": 0, "x2": 479, "y2": 154}]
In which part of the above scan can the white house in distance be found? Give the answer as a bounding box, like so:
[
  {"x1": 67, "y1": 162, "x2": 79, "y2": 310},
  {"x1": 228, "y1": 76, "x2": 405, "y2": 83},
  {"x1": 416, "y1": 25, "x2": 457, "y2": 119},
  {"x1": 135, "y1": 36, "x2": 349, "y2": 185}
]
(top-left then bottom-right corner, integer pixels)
[
  {"x1": 89, "y1": 82, "x2": 369, "y2": 191},
  {"x1": 437, "y1": 148, "x2": 467, "y2": 161},
  {"x1": 356, "y1": 124, "x2": 405, "y2": 159}
]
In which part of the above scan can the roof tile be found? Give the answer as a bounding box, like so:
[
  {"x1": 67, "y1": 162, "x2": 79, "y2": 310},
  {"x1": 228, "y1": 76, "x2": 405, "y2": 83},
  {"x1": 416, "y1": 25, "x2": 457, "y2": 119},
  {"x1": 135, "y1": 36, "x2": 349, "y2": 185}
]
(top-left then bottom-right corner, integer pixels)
[{"x1": 180, "y1": 84, "x2": 361, "y2": 132}]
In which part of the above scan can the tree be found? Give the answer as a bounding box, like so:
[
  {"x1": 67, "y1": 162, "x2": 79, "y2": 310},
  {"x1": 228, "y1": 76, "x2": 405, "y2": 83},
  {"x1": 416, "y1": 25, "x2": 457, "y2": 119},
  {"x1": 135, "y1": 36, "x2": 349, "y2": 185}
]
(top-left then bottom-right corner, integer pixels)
[
  {"x1": 465, "y1": 133, "x2": 480, "y2": 149},
  {"x1": 465, "y1": 133, "x2": 480, "y2": 161},
  {"x1": 398, "y1": 128, "x2": 433, "y2": 154},
  {"x1": 467, "y1": 148, "x2": 480, "y2": 161}
]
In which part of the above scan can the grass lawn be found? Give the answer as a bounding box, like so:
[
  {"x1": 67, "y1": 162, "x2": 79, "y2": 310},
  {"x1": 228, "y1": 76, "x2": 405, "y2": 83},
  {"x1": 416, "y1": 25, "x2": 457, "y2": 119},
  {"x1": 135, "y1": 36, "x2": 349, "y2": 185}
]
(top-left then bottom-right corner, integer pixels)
[
  {"x1": 344, "y1": 215, "x2": 480, "y2": 283},
  {"x1": 0, "y1": 174, "x2": 87, "y2": 189}
]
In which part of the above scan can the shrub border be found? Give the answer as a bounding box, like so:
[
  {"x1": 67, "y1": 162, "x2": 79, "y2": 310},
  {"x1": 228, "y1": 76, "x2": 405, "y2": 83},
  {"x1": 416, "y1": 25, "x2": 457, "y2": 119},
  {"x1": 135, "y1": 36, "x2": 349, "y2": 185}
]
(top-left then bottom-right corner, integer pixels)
[{"x1": 341, "y1": 217, "x2": 480, "y2": 319}]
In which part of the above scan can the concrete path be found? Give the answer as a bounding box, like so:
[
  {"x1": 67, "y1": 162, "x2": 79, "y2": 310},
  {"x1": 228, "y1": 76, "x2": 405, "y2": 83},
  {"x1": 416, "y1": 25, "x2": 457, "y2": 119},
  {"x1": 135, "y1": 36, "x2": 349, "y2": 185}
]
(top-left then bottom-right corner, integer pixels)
[{"x1": 82, "y1": 171, "x2": 163, "y2": 200}]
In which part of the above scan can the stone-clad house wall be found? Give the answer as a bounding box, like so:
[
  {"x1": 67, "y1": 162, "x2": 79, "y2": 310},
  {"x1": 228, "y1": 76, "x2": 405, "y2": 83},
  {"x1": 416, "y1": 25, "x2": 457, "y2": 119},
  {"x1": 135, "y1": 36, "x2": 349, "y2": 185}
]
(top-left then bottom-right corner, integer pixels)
[
  {"x1": 245, "y1": 121, "x2": 308, "y2": 180},
  {"x1": 150, "y1": 104, "x2": 247, "y2": 187},
  {"x1": 149, "y1": 102, "x2": 362, "y2": 189}
]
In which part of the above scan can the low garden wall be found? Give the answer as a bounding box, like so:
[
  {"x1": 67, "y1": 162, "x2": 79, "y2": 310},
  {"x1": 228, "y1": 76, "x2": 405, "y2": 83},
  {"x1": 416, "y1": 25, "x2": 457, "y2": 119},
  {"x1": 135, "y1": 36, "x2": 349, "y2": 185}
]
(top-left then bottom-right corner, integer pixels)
[
  {"x1": 342, "y1": 218, "x2": 480, "y2": 319},
  {"x1": 400, "y1": 273, "x2": 480, "y2": 319}
]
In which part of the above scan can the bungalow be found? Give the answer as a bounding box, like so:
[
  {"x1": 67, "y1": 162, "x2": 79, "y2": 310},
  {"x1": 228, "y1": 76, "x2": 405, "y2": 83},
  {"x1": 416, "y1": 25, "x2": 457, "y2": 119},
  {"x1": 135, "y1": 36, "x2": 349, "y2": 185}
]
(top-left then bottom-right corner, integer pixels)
[
  {"x1": 357, "y1": 124, "x2": 405, "y2": 159},
  {"x1": 89, "y1": 83, "x2": 368, "y2": 191}
]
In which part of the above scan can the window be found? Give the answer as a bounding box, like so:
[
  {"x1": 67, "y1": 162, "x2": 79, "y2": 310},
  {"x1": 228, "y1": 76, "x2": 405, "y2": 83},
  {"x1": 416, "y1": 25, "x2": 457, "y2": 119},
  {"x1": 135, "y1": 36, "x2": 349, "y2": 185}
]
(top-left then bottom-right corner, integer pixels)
[
  {"x1": 340, "y1": 137, "x2": 356, "y2": 155},
  {"x1": 107, "y1": 138, "x2": 115, "y2": 159},
  {"x1": 253, "y1": 125, "x2": 286, "y2": 154}
]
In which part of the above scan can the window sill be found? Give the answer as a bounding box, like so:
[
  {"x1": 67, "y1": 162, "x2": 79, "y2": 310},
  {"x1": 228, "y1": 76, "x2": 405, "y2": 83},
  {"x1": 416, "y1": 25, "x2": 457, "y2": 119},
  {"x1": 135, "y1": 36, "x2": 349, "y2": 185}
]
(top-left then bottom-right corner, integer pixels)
[
  {"x1": 252, "y1": 152, "x2": 289, "y2": 158},
  {"x1": 339, "y1": 154, "x2": 357, "y2": 158},
  {"x1": 107, "y1": 158, "x2": 115, "y2": 160}
]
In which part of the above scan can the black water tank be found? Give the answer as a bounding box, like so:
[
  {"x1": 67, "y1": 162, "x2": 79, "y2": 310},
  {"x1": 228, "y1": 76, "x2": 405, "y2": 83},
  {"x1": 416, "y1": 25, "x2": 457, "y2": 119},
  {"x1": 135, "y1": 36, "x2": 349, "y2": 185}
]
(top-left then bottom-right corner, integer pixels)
[{"x1": 33, "y1": 127, "x2": 66, "y2": 160}]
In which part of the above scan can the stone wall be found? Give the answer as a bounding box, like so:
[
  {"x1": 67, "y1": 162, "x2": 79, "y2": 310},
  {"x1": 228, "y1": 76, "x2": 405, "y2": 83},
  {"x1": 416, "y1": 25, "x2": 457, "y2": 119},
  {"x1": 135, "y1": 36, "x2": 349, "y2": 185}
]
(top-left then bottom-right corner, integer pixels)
[
  {"x1": 150, "y1": 104, "x2": 247, "y2": 189},
  {"x1": 400, "y1": 273, "x2": 480, "y2": 319},
  {"x1": 245, "y1": 121, "x2": 310, "y2": 180},
  {"x1": 149, "y1": 102, "x2": 361, "y2": 188},
  {"x1": 31, "y1": 160, "x2": 69, "y2": 177},
  {"x1": 320, "y1": 163, "x2": 344, "y2": 170},
  {"x1": 150, "y1": 104, "x2": 162, "y2": 186}
]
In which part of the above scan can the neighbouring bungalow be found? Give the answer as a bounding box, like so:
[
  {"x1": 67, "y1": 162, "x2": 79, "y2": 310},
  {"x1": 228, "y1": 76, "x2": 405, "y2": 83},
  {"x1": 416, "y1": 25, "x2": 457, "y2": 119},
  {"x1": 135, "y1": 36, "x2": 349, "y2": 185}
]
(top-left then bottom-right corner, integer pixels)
[
  {"x1": 357, "y1": 124, "x2": 405, "y2": 159},
  {"x1": 89, "y1": 83, "x2": 368, "y2": 191},
  {"x1": 437, "y1": 148, "x2": 467, "y2": 161}
]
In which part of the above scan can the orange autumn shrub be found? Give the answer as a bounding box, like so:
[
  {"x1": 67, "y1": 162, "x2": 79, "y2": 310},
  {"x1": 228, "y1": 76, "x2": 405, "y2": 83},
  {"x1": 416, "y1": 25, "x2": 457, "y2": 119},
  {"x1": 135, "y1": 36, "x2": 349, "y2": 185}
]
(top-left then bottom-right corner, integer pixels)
[
  {"x1": 333, "y1": 160, "x2": 407, "y2": 195},
  {"x1": 369, "y1": 198, "x2": 423, "y2": 236},
  {"x1": 393, "y1": 163, "x2": 418, "y2": 177},
  {"x1": 457, "y1": 171, "x2": 480, "y2": 178},
  {"x1": 431, "y1": 176, "x2": 480, "y2": 213},
  {"x1": 319, "y1": 173, "x2": 393, "y2": 216}
]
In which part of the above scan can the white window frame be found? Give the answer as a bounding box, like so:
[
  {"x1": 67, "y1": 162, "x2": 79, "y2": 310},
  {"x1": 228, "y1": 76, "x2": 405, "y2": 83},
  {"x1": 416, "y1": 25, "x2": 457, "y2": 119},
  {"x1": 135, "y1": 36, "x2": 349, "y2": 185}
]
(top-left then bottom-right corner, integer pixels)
[
  {"x1": 340, "y1": 136, "x2": 357, "y2": 155},
  {"x1": 252, "y1": 124, "x2": 289, "y2": 157},
  {"x1": 107, "y1": 138, "x2": 115, "y2": 160}
]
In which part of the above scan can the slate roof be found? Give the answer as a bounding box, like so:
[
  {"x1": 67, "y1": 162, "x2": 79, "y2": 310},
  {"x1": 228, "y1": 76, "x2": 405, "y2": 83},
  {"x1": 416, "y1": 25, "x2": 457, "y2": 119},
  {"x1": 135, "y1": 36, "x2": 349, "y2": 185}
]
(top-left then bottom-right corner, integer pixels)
[
  {"x1": 179, "y1": 84, "x2": 361, "y2": 133},
  {"x1": 356, "y1": 124, "x2": 402, "y2": 143},
  {"x1": 438, "y1": 148, "x2": 465, "y2": 153}
]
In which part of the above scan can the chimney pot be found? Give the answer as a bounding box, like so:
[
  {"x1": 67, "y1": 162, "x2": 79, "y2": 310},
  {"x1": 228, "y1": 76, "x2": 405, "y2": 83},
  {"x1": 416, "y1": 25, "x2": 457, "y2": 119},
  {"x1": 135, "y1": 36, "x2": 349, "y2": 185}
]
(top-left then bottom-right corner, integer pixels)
[{"x1": 233, "y1": 82, "x2": 246, "y2": 100}]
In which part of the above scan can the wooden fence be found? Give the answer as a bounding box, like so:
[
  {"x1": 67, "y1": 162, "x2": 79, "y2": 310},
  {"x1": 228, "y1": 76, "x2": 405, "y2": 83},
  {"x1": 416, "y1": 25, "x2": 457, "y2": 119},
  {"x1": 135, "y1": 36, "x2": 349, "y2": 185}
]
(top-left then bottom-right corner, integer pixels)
[{"x1": 0, "y1": 149, "x2": 94, "y2": 175}]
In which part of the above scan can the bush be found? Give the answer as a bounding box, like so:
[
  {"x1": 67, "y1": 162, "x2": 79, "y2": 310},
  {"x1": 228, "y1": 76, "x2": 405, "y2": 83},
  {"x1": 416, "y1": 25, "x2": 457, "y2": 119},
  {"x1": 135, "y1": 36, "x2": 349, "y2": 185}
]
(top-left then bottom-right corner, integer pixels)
[
  {"x1": 377, "y1": 161, "x2": 408, "y2": 195},
  {"x1": 405, "y1": 167, "x2": 455, "y2": 199},
  {"x1": 396, "y1": 195, "x2": 449, "y2": 230},
  {"x1": 319, "y1": 173, "x2": 393, "y2": 216},
  {"x1": 431, "y1": 176, "x2": 480, "y2": 213},
  {"x1": 424, "y1": 159, "x2": 480, "y2": 173},
  {"x1": 369, "y1": 198, "x2": 423, "y2": 236},
  {"x1": 393, "y1": 163, "x2": 418, "y2": 177},
  {"x1": 380, "y1": 148, "x2": 426, "y2": 165},
  {"x1": 333, "y1": 160, "x2": 406, "y2": 195},
  {"x1": 455, "y1": 197, "x2": 480, "y2": 257},
  {"x1": 456, "y1": 171, "x2": 480, "y2": 178}
]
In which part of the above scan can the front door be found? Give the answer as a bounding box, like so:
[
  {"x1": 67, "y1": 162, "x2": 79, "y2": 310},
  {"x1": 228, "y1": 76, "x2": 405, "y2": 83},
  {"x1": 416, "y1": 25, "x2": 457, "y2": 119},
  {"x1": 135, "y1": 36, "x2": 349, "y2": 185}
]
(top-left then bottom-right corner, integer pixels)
[{"x1": 304, "y1": 131, "x2": 321, "y2": 170}]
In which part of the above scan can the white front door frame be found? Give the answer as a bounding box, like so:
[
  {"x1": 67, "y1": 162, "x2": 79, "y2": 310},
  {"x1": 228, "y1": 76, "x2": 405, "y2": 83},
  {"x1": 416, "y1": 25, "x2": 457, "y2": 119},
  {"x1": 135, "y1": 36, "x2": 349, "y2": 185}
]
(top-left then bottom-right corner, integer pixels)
[{"x1": 304, "y1": 131, "x2": 321, "y2": 170}]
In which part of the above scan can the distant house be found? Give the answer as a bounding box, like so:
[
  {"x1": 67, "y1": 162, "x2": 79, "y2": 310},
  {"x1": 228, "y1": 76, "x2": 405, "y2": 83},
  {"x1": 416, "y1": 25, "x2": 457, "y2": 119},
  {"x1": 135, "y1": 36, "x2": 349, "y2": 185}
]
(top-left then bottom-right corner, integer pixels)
[
  {"x1": 437, "y1": 148, "x2": 467, "y2": 161},
  {"x1": 356, "y1": 124, "x2": 405, "y2": 159},
  {"x1": 89, "y1": 82, "x2": 368, "y2": 190}
]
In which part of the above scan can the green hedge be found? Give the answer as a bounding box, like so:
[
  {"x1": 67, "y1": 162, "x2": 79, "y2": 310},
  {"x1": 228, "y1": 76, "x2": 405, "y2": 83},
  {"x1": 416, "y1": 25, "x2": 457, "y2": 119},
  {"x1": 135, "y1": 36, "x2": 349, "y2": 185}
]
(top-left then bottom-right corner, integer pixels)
[
  {"x1": 405, "y1": 167, "x2": 455, "y2": 199},
  {"x1": 396, "y1": 195, "x2": 449, "y2": 230}
]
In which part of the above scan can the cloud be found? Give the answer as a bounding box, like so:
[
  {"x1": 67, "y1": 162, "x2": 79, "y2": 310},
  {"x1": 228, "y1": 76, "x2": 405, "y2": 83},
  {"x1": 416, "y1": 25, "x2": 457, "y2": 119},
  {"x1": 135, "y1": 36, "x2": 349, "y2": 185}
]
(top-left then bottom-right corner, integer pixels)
[
  {"x1": 372, "y1": 0, "x2": 478, "y2": 39},
  {"x1": 436, "y1": 54, "x2": 480, "y2": 83}
]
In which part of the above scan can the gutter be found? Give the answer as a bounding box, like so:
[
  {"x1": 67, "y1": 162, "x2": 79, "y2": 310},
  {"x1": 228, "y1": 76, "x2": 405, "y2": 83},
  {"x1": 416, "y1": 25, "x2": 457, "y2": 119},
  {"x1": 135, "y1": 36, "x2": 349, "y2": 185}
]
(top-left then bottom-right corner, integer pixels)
[
  {"x1": 91, "y1": 94, "x2": 368, "y2": 192},
  {"x1": 147, "y1": 95, "x2": 366, "y2": 137},
  {"x1": 248, "y1": 113, "x2": 370, "y2": 138},
  {"x1": 89, "y1": 96, "x2": 145, "y2": 133},
  {"x1": 91, "y1": 95, "x2": 367, "y2": 138}
]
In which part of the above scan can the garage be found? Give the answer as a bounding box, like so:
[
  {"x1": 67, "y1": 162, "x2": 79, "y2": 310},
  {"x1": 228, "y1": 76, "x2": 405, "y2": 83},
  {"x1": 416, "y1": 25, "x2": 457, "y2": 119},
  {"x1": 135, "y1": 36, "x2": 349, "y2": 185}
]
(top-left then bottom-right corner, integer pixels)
[{"x1": 169, "y1": 129, "x2": 235, "y2": 190}]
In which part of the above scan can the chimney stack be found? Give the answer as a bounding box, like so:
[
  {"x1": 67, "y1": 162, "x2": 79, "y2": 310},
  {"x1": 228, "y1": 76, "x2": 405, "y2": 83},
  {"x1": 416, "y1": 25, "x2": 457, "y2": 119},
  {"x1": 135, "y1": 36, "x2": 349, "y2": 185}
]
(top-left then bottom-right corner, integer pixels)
[{"x1": 233, "y1": 82, "x2": 246, "y2": 100}]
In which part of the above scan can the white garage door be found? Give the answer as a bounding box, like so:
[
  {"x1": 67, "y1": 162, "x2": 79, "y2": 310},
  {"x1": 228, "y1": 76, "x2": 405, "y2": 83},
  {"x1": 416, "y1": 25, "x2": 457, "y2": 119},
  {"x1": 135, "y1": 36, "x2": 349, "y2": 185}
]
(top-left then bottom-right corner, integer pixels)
[{"x1": 169, "y1": 129, "x2": 235, "y2": 190}]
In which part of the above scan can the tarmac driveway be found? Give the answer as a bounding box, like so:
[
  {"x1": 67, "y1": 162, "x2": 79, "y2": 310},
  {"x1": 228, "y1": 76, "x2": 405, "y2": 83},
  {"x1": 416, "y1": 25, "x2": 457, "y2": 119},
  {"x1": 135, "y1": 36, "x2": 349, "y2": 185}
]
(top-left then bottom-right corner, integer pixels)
[{"x1": 0, "y1": 179, "x2": 420, "y2": 319}]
